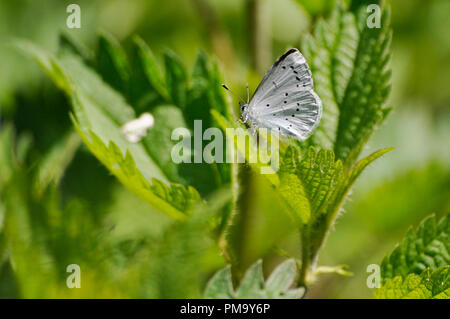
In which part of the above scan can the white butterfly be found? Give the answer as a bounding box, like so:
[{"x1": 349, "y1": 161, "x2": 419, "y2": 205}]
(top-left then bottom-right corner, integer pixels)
[{"x1": 224, "y1": 48, "x2": 322, "y2": 141}]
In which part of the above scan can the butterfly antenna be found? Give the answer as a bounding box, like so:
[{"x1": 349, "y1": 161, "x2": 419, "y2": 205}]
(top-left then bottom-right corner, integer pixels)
[{"x1": 222, "y1": 84, "x2": 246, "y2": 104}]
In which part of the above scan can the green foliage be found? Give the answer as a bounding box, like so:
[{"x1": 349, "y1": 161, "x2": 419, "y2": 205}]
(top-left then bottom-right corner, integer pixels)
[
  {"x1": 18, "y1": 30, "x2": 232, "y2": 219},
  {"x1": 213, "y1": 104, "x2": 393, "y2": 279},
  {"x1": 1, "y1": 0, "x2": 447, "y2": 300},
  {"x1": 302, "y1": 2, "x2": 392, "y2": 165},
  {"x1": 13, "y1": 0, "x2": 406, "y2": 299},
  {"x1": 278, "y1": 146, "x2": 344, "y2": 224},
  {"x1": 0, "y1": 123, "x2": 229, "y2": 298},
  {"x1": 204, "y1": 259, "x2": 304, "y2": 299},
  {"x1": 0, "y1": 124, "x2": 97, "y2": 297},
  {"x1": 380, "y1": 214, "x2": 449, "y2": 281},
  {"x1": 210, "y1": 1, "x2": 394, "y2": 288},
  {"x1": 374, "y1": 213, "x2": 449, "y2": 299},
  {"x1": 375, "y1": 266, "x2": 450, "y2": 299},
  {"x1": 129, "y1": 36, "x2": 168, "y2": 109},
  {"x1": 72, "y1": 120, "x2": 199, "y2": 220},
  {"x1": 33, "y1": 130, "x2": 81, "y2": 197}
]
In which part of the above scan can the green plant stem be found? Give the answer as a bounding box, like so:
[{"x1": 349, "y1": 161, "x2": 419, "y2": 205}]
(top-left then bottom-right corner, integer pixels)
[
  {"x1": 217, "y1": 162, "x2": 253, "y2": 284},
  {"x1": 248, "y1": 0, "x2": 271, "y2": 75},
  {"x1": 298, "y1": 225, "x2": 311, "y2": 287},
  {"x1": 218, "y1": 161, "x2": 239, "y2": 264}
]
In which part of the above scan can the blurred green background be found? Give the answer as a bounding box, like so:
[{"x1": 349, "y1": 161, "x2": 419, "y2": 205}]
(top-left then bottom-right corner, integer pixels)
[{"x1": 0, "y1": 0, "x2": 449, "y2": 298}]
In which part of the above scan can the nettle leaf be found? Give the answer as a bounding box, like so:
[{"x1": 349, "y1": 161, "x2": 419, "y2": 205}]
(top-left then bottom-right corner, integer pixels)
[
  {"x1": 278, "y1": 146, "x2": 344, "y2": 224},
  {"x1": 73, "y1": 124, "x2": 199, "y2": 220},
  {"x1": 189, "y1": 52, "x2": 231, "y2": 186},
  {"x1": 16, "y1": 40, "x2": 72, "y2": 95},
  {"x1": 59, "y1": 33, "x2": 94, "y2": 63},
  {"x1": 20, "y1": 41, "x2": 201, "y2": 220},
  {"x1": 34, "y1": 130, "x2": 81, "y2": 197},
  {"x1": 58, "y1": 47, "x2": 135, "y2": 124},
  {"x1": 143, "y1": 105, "x2": 221, "y2": 196},
  {"x1": 128, "y1": 36, "x2": 168, "y2": 112},
  {"x1": 96, "y1": 32, "x2": 131, "y2": 93},
  {"x1": 213, "y1": 104, "x2": 392, "y2": 229},
  {"x1": 71, "y1": 92, "x2": 199, "y2": 220},
  {"x1": 375, "y1": 266, "x2": 450, "y2": 299},
  {"x1": 307, "y1": 147, "x2": 393, "y2": 262},
  {"x1": 302, "y1": 2, "x2": 392, "y2": 165},
  {"x1": 302, "y1": 2, "x2": 358, "y2": 149},
  {"x1": 334, "y1": 6, "x2": 392, "y2": 164},
  {"x1": 204, "y1": 259, "x2": 304, "y2": 299},
  {"x1": 0, "y1": 124, "x2": 19, "y2": 188},
  {"x1": 380, "y1": 214, "x2": 450, "y2": 282},
  {"x1": 186, "y1": 50, "x2": 228, "y2": 128},
  {"x1": 164, "y1": 50, "x2": 188, "y2": 109}
]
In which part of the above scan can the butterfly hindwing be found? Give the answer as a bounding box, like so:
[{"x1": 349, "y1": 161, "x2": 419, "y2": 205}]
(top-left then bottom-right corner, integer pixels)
[
  {"x1": 246, "y1": 49, "x2": 322, "y2": 140},
  {"x1": 259, "y1": 90, "x2": 321, "y2": 139}
]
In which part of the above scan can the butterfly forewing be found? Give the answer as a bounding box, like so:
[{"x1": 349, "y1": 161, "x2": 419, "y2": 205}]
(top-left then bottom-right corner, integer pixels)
[{"x1": 247, "y1": 49, "x2": 322, "y2": 140}]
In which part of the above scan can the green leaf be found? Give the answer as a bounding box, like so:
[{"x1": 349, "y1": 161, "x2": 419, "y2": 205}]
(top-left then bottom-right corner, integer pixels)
[
  {"x1": 236, "y1": 260, "x2": 266, "y2": 298},
  {"x1": 345, "y1": 147, "x2": 394, "y2": 189},
  {"x1": 20, "y1": 41, "x2": 203, "y2": 219},
  {"x1": 375, "y1": 266, "x2": 450, "y2": 299},
  {"x1": 129, "y1": 36, "x2": 168, "y2": 112},
  {"x1": 164, "y1": 50, "x2": 187, "y2": 108},
  {"x1": 334, "y1": 6, "x2": 392, "y2": 163},
  {"x1": 16, "y1": 40, "x2": 72, "y2": 94},
  {"x1": 186, "y1": 51, "x2": 229, "y2": 127},
  {"x1": 71, "y1": 95, "x2": 200, "y2": 220},
  {"x1": 96, "y1": 32, "x2": 130, "y2": 93},
  {"x1": 302, "y1": 2, "x2": 392, "y2": 165},
  {"x1": 308, "y1": 147, "x2": 393, "y2": 263},
  {"x1": 302, "y1": 3, "x2": 358, "y2": 148},
  {"x1": 0, "y1": 124, "x2": 18, "y2": 188},
  {"x1": 72, "y1": 117, "x2": 199, "y2": 220},
  {"x1": 213, "y1": 105, "x2": 392, "y2": 228},
  {"x1": 265, "y1": 259, "x2": 298, "y2": 298},
  {"x1": 57, "y1": 47, "x2": 135, "y2": 125},
  {"x1": 142, "y1": 105, "x2": 220, "y2": 196},
  {"x1": 22, "y1": 40, "x2": 135, "y2": 125},
  {"x1": 33, "y1": 130, "x2": 81, "y2": 197},
  {"x1": 381, "y1": 214, "x2": 450, "y2": 281},
  {"x1": 58, "y1": 33, "x2": 93, "y2": 63},
  {"x1": 203, "y1": 266, "x2": 234, "y2": 299},
  {"x1": 278, "y1": 146, "x2": 345, "y2": 224},
  {"x1": 204, "y1": 259, "x2": 304, "y2": 299}
]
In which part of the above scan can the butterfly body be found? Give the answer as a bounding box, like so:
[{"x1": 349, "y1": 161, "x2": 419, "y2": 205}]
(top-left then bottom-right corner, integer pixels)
[{"x1": 241, "y1": 48, "x2": 322, "y2": 141}]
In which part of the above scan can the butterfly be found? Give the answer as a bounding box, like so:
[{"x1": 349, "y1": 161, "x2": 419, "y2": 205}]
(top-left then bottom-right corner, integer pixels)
[{"x1": 223, "y1": 48, "x2": 322, "y2": 141}]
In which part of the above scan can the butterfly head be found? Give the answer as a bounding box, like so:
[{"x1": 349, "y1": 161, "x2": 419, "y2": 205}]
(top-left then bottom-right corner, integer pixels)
[{"x1": 239, "y1": 102, "x2": 249, "y2": 123}]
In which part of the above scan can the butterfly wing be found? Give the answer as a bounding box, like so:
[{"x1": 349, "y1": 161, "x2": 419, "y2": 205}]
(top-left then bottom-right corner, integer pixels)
[{"x1": 247, "y1": 48, "x2": 322, "y2": 140}]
